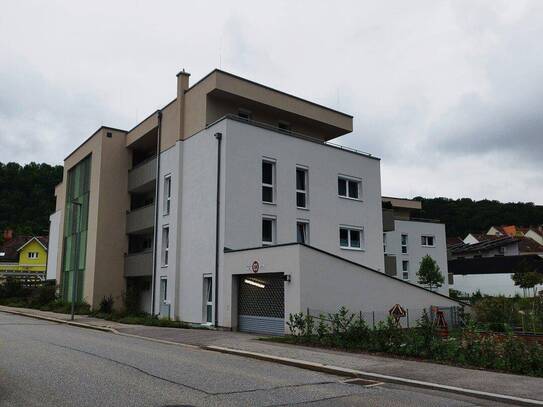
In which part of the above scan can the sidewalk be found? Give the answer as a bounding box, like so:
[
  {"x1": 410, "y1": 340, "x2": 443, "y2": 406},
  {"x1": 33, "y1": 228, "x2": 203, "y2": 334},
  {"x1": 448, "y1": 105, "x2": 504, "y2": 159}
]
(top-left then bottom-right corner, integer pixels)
[{"x1": 2, "y1": 305, "x2": 542, "y2": 402}]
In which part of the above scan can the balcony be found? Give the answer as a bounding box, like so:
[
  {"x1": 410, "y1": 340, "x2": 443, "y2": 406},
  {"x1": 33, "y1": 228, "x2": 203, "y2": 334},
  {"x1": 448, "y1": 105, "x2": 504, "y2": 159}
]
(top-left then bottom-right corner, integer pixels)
[
  {"x1": 124, "y1": 251, "x2": 153, "y2": 277},
  {"x1": 128, "y1": 156, "x2": 156, "y2": 193},
  {"x1": 382, "y1": 209, "x2": 395, "y2": 232},
  {"x1": 126, "y1": 203, "x2": 155, "y2": 234},
  {"x1": 384, "y1": 254, "x2": 397, "y2": 277}
]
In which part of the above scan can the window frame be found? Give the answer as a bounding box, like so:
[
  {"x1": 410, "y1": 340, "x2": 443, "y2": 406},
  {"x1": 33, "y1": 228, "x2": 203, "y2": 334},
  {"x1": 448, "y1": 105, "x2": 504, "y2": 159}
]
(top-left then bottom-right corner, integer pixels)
[
  {"x1": 337, "y1": 175, "x2": 362, "y2": 201},
  {"x1": 401, "y1": 234, "x2": 409, "y2": 254},
  {"x1": 296, "y1": 220, "x2": 309, "y2": 244},
  {"x1": 262, "y1": 216, "x2": 276, "y2": 246},
  {"x1": 402, "y1": 260, "x2": 409, "y2": 280},
  {"x1": 28, "y1": 252, "x2": 39, "y2": 259},
  {"x1": 339, "y1": 225, "x2": 364, "y2": 250},
  {"x1": 203, "y1": 275, "x2": 213, "y2": 325},
  {"x1": 421, "y1": 235, "x2": 435, "y2": 247},
  {"x1": 161, "y1": 225, "x2": 169, "y2": 267},
  {"x1": 296, "y1": 166, "x2": 308, "y2": 209},
  {"x1": 262, "y1": 158, "x2": 276, "y2": 204},
  {"x1": 163, "y1": 174, "x2": 172, "y2": 216}
]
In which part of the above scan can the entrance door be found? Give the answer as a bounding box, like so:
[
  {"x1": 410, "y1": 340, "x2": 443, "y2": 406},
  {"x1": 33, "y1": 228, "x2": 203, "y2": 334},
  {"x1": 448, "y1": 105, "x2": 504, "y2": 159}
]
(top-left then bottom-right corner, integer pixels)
[
  {"x1": 203, "y1": 276, "x2": 213, "y2": 324},
  {"x1": 238, "y1": 273, "x2": 284, "y2": 335}
]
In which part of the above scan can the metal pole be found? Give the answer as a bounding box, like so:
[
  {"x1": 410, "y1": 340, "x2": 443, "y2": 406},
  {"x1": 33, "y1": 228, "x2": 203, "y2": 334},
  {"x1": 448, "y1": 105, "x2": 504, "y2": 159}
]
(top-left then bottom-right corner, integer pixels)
[
  {"x1": 213, "y1": 132, "x2": 222, "y2": 328},
  {"x1": 70, "y1": 201, "x2": 82, "y2": 321}
]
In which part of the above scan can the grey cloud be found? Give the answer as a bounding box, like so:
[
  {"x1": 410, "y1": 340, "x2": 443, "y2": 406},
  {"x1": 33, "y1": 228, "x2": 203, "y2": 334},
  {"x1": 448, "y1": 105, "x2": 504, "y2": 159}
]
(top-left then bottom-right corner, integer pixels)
[{"x1": 0, "y1": 58, "x2": 128, "y2": 164}]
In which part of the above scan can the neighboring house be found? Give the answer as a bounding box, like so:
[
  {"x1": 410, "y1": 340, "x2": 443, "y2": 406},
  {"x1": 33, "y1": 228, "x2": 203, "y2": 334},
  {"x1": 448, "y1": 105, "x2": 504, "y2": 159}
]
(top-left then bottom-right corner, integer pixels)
[
  {"x1": 48, "y1": 68, "x2": 463, "y2": 335},
  {"x1": 449, "y1": 255, "x2": 543, "y2": 297},
  {"x1": 525, "y1": 227, "x2": 543, "y2": 246},
  {"x1": 382, "y1": 197, "x2": 449, "y2": 295},
  {"x1": 0, "y1": 229, "x2": 48, "y2": 279},
  {"x1": 451, "y1": 236, "x2": 520, "y2": 259},
  {"x1": 448, "y1": 230, "x2": 543, "y2": 296}
]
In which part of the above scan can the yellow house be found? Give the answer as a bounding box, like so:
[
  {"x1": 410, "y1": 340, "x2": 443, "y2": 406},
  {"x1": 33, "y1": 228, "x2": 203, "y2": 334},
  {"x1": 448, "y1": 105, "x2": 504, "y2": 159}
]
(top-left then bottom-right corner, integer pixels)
[{"x1": 0, "y1": 235, "x2": 48, "y2": 277}]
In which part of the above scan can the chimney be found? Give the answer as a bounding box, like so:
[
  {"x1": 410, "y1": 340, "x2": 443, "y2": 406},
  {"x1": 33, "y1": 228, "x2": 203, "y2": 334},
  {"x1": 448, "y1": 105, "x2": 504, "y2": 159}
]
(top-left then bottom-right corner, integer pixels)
[
  {"x1": 176, "y1": 69, "x2": 190, "y2": 140},
  {"x1": 3, "y1": 229, "x2": 13, "y2": 241}
]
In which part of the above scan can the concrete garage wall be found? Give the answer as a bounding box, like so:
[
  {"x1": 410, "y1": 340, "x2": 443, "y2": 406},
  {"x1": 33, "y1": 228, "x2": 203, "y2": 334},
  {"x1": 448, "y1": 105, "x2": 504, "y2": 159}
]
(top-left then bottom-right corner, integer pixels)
[
  {"x1": 224, "y1": 244, "x2": 463, "y2": 333},
  {"x1": 298, "y1": 245, "x2": 461, "y2": 322},
  {"x1": 222, "y1": 245, "x2": 301, "y2": 330}
]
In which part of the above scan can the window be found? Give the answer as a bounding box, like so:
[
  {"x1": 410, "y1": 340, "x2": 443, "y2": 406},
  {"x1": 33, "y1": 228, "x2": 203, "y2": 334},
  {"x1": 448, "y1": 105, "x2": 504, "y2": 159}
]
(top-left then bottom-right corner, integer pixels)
[
  {"x1": 238, "y1": 109, "x2": 251, "y2": 120},
  {"x1": 421, "y1": 235, "x2": 435, "y2": 247},
  {"x1": 160, "y1": 277, "x2": 167, "y2": 303},
  {"x1": 262, "y1": 160, "x2": 275, "y2": 203},
  {"x1": 338, "y1": 176, "x2": 361, "y2": 199},
  {"x1": 297, "y1": 221, "x2": 309, "y2": 244},
  {"x1": 161, "y1": 226, "x2": 169, "y2": 266},
  {"x1": 401, "y1": 234, "x2": 408, "y2": 254},
  {"x1": 497, "y1": 246, "x2": 506, "y2": 256},
  {"x1": 296, "y1": 167, "x2": 308, "y2": 208},
  {"x1": 163, "y1": 175, "x2": 171, "y2": 215},
  {"x1": 262, "y1": 217, "x2": 276, "y2": 245},
  {"x1": 339, "y1": 226, "x2": 363, "y2": 250},
  {"x1": 203, "y1": 276, "x2": 213, "y2": 324},
  {"x1": 383, "y1": 233, "x2": 387, "y2": 254},
  {"x1": 28, "y1": 252, "x2": 39, "y2": 259},
  {"x1": 402, "y1": 260, "x2": 409, "y2": 280}
]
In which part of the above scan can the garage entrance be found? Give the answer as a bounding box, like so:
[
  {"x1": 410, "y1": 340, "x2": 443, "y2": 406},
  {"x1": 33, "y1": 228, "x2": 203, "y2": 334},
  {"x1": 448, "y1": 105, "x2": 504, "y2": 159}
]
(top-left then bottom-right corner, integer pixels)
[{"x1": 237, "y1": 273, "x2": 284, "y2": 335}]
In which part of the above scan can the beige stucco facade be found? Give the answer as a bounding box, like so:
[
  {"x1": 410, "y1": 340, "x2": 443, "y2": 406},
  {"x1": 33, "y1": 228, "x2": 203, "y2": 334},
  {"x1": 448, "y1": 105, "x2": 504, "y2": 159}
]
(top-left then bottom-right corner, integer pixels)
[{"x1": 55, "y1": 127, "x2": 129, "y2": 308}]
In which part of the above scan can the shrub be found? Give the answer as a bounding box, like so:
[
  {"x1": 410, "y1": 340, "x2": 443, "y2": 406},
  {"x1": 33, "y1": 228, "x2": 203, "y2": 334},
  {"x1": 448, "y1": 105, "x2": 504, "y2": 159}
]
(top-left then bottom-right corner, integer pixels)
[
  {"x1": 99, "y1": 295, "x2": 114, "y2": 314},
  {"x1": 280, "y1": 306, "x2": 543, "y2": 377},
  {"x1": 28, "y1": 284, "x2": 57, "y2": 307}
]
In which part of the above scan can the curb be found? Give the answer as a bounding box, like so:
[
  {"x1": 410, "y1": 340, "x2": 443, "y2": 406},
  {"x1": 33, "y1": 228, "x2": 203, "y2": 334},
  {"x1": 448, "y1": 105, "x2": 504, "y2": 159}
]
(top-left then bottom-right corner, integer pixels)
[
  {"x1": 3, "y1": 308, "x2": 542, "y2": 406},
  {"x1": 203, "y1": 345, "x2": 543, "y2": 407},
  {"x1": 0, "y1": 308, "x2": 117, "y2": 334}
]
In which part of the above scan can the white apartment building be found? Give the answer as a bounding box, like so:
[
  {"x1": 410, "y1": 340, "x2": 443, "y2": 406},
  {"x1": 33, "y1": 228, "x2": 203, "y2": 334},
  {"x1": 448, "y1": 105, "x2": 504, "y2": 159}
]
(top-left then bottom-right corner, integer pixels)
[
  {"x1": 382, "y1": 197, "x2": 449, "y2": 295},
  {"x1": 49, "y1": 68, "x2": 462, "y2": 335}
]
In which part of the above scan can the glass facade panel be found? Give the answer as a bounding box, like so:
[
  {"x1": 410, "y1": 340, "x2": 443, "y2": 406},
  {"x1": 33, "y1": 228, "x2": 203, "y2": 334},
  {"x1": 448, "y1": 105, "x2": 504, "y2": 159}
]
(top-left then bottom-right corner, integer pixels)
[{"x1": 62, "y1": 155, "x2": 91, "y2": 303}]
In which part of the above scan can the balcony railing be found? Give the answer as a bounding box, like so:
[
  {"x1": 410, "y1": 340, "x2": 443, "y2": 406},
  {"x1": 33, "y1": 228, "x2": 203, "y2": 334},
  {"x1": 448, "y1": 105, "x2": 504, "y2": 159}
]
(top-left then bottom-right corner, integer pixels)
[
  {"x1": 126, "y1": 203, "x2": 155, "y2": 234},
  {"x1": 128, "y1": 156, "x2": 157, "y2": 192},
  {"x1": 124, "y1": 250, "x2": 153, "y2": 277}
]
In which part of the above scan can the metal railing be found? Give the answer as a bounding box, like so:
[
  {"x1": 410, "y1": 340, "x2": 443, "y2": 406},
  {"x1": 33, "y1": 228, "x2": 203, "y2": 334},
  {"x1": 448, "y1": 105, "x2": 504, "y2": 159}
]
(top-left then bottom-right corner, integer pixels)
[{"x1": 218, "y1": 114, "x2": 376, "y2": 159}]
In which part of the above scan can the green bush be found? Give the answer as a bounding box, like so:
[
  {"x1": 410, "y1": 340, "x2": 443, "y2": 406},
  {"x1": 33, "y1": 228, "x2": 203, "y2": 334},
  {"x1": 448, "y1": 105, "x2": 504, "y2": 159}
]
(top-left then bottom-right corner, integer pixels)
[{"x1": 278, "y1": 306, "x2": 543, "y2": 377}]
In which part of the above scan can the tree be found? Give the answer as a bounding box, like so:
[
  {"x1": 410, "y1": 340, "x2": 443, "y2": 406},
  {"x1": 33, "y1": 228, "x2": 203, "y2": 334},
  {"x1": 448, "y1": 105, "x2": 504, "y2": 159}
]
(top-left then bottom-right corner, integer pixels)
[
  {"x1": 0, "y1": 162, "x2": 63, "y2": 236},
  {"x1": 417, "y1": 255, "x2": 444, "y2": 291},
  {"x1": 511, "y1": 260, "x2": 543, "y2": 297}
]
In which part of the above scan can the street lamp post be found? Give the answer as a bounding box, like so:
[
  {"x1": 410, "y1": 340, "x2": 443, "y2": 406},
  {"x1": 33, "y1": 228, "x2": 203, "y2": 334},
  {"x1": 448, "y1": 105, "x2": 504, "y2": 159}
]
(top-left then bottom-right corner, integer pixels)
[{"x1": 70, "y1": 200, "x2": 82, "y2": 321}]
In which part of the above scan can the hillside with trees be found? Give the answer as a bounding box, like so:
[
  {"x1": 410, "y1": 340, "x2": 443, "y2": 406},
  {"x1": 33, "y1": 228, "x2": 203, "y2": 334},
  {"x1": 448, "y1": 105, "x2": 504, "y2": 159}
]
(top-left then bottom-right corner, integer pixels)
[
  {"x1": 414, "y1": 197, "x2": 543, "y2": 238},
  {"x1": 0, "y1": 162, "x2": 63, "y2": 240}
]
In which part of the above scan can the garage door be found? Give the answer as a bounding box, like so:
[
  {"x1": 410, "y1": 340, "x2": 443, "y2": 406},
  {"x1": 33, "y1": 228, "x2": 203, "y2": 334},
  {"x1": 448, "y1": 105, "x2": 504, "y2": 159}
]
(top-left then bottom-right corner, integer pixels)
[{"x1": 238, "y1": 273, "x2": 284, "y2": 335}]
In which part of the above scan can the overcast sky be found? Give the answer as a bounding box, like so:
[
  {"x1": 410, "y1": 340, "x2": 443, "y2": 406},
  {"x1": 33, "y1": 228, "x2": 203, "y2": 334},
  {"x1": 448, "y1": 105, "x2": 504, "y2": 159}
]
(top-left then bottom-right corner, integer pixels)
[{"x1": 1, "y1": 1, "x2": 541, "y2": 203}]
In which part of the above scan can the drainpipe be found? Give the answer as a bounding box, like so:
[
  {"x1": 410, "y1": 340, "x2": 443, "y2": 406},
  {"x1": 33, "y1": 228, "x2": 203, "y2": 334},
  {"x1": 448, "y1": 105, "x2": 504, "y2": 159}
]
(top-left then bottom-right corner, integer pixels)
[
  {"x1": 150, "y1": 110, "x2": 163, "y2": 316},
  {"x1": 214, "y1": 132, "x2": 222, "y2": 327}
]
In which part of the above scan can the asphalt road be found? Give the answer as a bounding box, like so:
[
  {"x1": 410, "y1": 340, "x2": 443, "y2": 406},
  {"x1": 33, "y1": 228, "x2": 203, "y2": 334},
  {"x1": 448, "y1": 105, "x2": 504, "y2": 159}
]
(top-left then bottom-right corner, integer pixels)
[{"x1": 0, "y1": 312, "x2": 506, "y2": 407}]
